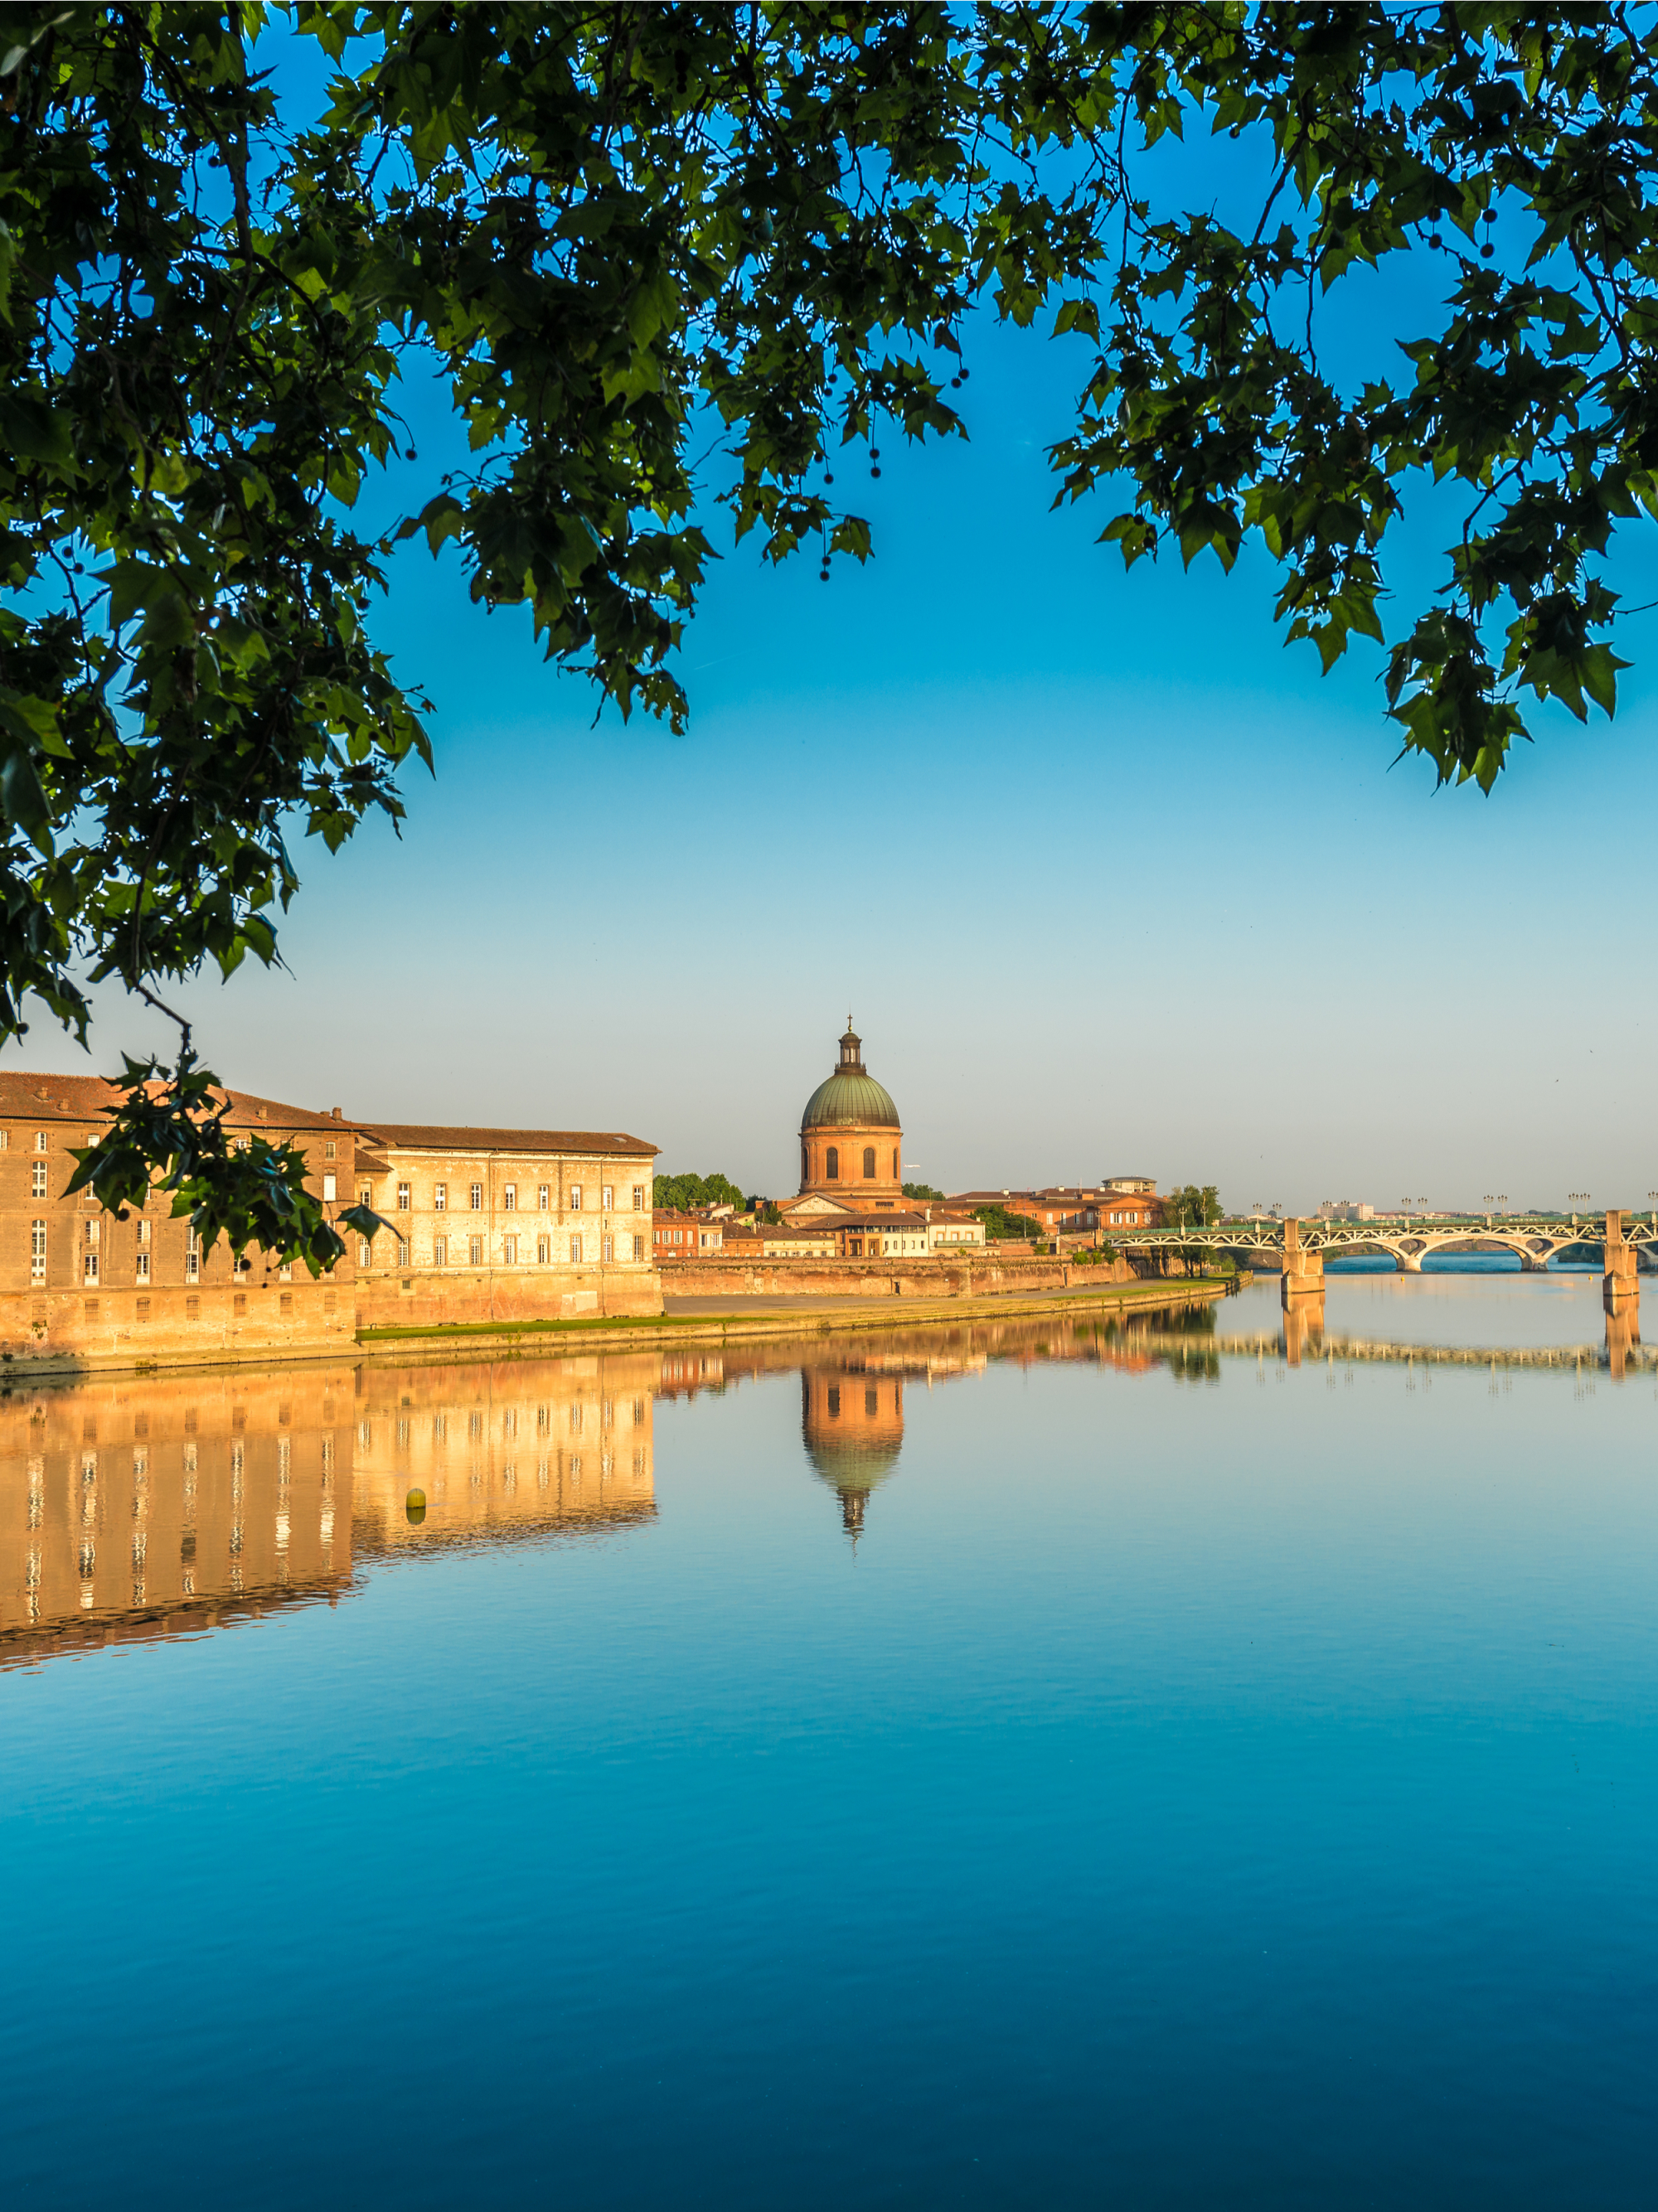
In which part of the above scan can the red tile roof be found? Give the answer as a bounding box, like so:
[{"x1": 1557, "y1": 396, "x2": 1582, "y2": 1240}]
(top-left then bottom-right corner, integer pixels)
[
  {"x1": 356, "y1": 1122, "x2": 656, "y2": 1158},
  {"x1": 0, "y1": 1072, "x2": 348, "y2": 1132}
]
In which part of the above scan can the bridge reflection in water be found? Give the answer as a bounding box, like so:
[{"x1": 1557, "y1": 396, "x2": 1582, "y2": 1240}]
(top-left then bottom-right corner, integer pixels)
[{"x1": 1213, "y1": 1295, "x2": 1646, "y2": 1377}]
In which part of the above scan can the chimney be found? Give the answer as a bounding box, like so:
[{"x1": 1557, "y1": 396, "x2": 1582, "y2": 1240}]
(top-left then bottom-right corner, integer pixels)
[{"x1": 332, "y1": 1106, "x2": 342, "y2": 1120}]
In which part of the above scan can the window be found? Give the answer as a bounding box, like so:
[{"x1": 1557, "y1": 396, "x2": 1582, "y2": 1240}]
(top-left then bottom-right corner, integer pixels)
[
  {"x1": 570, "y1": 1184, "x2": 583, "y2": 1212},
  {"x1": 30, "y1": 1221, "x2": 45, "y2": 1283},
  {"x1": 136, "y1": 1297, "x2": 150, "y2": 1321},
  {"x1": 397, "y1": 1237, "x2": 410, "y2": 1266},
  {"x1": 359, "y1": 1185, "x2": 371, "y2": 1207},
  {"x1": 502, "y1": 1183, "x2": 516, "y2": 1211},
  {"x1": 32, "y1": 1161, "x2": 46, "y2": 1198},
  {"x1": 503, "y1": 1234, "x2": 517, "y2": 1264},
  {"x1": 396, "y1": 1182, "x2": 410, "y2": 1211},
  {"x1": 322, "y1": 1174, "x2": 337, "y2": 1202},
  {"x1": 469, "y1": 1235, "x2": 483, "y2": 1266},
  {"x1": 136, "y1": 1251, "x2": 149, "y2": 1282},
  {"x1": 233, "y1": 1292, "x2": 246, "y2": 1317},
  {"x1": 469, "y1": 1181, "x2": 482, "y2": 1210},
  {"x1": 827, "y1": 1147, "x2": 839, "y2": 1180},
  {"x1": 893, "y1": 1149, "x2": 899, "y2": 1179},
  {"x1": 280, "y1": 1293, "x2": 293, "y2": 1316},
  {"x1": 185, "y1": 1230, "x2": 200, "y2": 1282},
  {"x1": 85, "y1": 1219, "x2": 99, "y2": 1247},
  {"x1": 802, "y1": 1147, "x2": 810, "y2": 1182},
  {"x1": 602, "y1": 1235, "x2": 613, "y2": 1263},
  {"x1": 863, "y1": 1147, "x2": 875, "y2": 1179},
  {"x1": 34, "y1": 1130, "x2": 46, "y2": 1152},
  {"x1": 434, "y1": 1235, "x2": 447, "y2": 1266},
  {"x1": 434, "y1": 1182, "x2": 447, "y2": 1210},
  {"x1": 570, "y1": 1234, "x2": 584, "y2": 1264},
  {"x1": 324, "y1": 1139, "x2": 337, "y2": 1159},
  {"x1": 633, "y1": 1234, "x2": 644, "y2": 1261},
  {"x1": 632, "y1": 1185, "x2": 645, "y2": 1211},
  {"x1": 601, "y1": 1184, "x2": 613, "y2": 1212},
  {"x1": 538, "y1": 1183, "x2": 550, "y2": 1211},
  {"x1": 358, "y1": 1239, "x2": 371, "y2": 1266},
  {"x1": 536, "y1": 1235, "x2": 550, "y2": 1265}
]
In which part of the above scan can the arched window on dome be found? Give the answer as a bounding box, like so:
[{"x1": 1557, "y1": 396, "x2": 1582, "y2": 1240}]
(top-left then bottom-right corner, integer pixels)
[
  {"x1": 862, "y1": 1146, "x2": 875, "y2": 1179},
  {"x1": 802, "y1": 1145, "x2": 809, "y2": 1183},
  {"x1": 892, "y1": 1148, "x2": 899, "y2": 1179},
  {"x1": 827, "y1": 1146, "x2": 839, "y2": 1180}
]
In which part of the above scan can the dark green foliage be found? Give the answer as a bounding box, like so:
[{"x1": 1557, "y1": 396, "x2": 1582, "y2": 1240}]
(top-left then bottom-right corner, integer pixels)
[
  {"x1": 653, "y1": 1169, "x2": 746, "y2": 1213},
  {"x1": 902, "y1": 1181, "x2": 946, "y2": 1201},
  {"x1": 64, "y1": 1046, "x2": 385, "y2": 1271},
  {"x1": 974, "y1": 1202, "x2": 1045, "y2": 1242},
  {"x1": 1164, "y1": 1184, "x2": 1223, "y2": 1231},
  {"x1": 5, "y1": 3, "x2": 1656, "y2": 1247}
]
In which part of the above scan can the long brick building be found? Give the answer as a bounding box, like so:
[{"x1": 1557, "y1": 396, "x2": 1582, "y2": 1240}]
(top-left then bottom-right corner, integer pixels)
[{"x1": 0, "y1": 1074, "x2": 659, "y2": 1370}]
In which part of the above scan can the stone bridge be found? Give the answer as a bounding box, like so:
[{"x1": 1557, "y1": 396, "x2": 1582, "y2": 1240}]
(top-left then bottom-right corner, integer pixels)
[{"x1": 1118, "y1": 1210, "x2": 1652, "y2": 1313}]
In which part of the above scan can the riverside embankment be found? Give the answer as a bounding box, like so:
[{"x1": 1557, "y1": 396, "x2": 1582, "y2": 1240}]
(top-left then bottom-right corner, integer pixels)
[{"x1": 348, "y1": 1271, "x2": 1228, "y2": 1371}]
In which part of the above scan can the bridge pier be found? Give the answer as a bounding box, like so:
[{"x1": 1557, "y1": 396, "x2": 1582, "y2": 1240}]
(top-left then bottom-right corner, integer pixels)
[
  {"x1": 1604, "y1": 1208, "x2": 1639, "y2": 1314},
  {"x1": 1390, "y1": 1239, "x2": 1426, "y2": 1274},
  {"x1": 1520, "y1": 1252, "x2": 1550, "y2": 1273},
  {"x1": 1281, "y1": 1217, "x2": 1324, "y2": 1308}
]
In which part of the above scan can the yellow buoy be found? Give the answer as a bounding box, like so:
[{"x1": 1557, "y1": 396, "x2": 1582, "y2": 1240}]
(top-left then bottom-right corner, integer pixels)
[{"x1": 405, "y1": 1488, "x2": 427, "y2": 1524}]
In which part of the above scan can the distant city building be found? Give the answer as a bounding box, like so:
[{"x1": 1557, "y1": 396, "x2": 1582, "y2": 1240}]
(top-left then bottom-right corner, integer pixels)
[
  {"x1": 833, "y1": 1212, "x2": 931, "y2": 1259},
  {"x1": 653, "y1": 1209, "x2": 725, "y2": 1256},
  {"x1": 948, "y1": 1183, "x2": 1161, "y2": 1234}
]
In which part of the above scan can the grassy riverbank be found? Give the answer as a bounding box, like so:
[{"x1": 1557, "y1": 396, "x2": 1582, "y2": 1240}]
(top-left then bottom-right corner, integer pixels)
[{"x1": 352, "y1": 1273, "x2": 1227, "y2": 1364}]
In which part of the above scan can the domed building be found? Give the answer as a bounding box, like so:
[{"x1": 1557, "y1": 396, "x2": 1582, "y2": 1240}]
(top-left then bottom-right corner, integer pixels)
[{"x1": 797, "y1": 1020, "x2": 903, "y2": 1212}]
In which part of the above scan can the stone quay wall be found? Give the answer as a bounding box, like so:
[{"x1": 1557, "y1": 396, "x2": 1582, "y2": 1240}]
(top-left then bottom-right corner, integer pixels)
[
  {"x1": 0, "y1": 1280, "x2": 356, "y2": 1377},
  {"x1": 354, "y1": 1265, "x2": 662, "y2": 1333},
  {"x1": 658, "y1": 1253, "x2": 1142, "y2": 1300}
]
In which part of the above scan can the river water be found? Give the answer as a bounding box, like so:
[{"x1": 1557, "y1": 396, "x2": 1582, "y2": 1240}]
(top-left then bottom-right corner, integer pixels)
[{"x1": 2, "y1": 1274, "x2": 1652, "y2": 2208}]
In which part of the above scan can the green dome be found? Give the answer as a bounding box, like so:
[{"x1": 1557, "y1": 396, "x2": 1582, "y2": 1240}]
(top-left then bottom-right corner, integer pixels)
[
  {"x1": 805, "y1": 1438, "x2": 903, "y2": 1488},
  {"x1": 801, "y1": 1070, "x2": 900, "y2": 1130},
  {"x1": 800, "y1": 1024, "x2": 900, "y2": 1130}
]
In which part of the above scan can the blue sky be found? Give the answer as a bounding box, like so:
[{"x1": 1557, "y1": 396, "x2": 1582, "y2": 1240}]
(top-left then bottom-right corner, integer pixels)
[{"x1": 12, "y1": 44, "x2": 1658, "y2": 1212}]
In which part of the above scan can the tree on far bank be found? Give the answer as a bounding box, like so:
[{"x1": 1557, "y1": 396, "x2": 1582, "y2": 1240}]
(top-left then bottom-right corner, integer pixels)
[
  {"x1": 652, "y1": 1169, "x2": 746, "y2": 1214},
  {"x1": 5, "y1": 3, "x2": 1653, "y2": 1249},
  {"x1": 1164, "y1": 1185, "x2": 1223, "y2": 1231},
  {"x1": 902, "y1": 1182, "x2": 946, "y2": 1202},
  {"x1": 974, "y1": 1202, "x2": 1046, "y2": 1244}
]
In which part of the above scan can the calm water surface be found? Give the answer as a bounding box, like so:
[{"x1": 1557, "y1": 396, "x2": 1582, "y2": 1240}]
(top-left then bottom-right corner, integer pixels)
[{"x1": 2, "y1": 1275, "x2": 1653, "y2": 2207}]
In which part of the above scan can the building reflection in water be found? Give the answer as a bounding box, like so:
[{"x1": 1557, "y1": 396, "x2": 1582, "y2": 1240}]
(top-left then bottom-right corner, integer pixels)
[
  {"x1": 0, "y1": 1352, "x2": 658, "y2": 1671},
  {"x1": 350, "y1": 1357, "x2": 657, "y2": 1556},
  {"x1": 657, "y1": 1306, "x2": 1217, "y2": 1544},
  {"x1": 0, "y1": 1367, "x2": 356, "y2": 1666},
  {"x1": 0, "y1": 1304, "x2": 1221, "y2": 1661}
]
